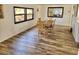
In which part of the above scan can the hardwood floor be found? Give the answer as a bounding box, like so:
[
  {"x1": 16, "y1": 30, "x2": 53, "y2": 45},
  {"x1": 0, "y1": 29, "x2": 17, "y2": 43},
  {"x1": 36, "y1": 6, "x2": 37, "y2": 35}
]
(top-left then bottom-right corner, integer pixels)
[{"x1": 0, "y1": 25, "x2": 78, "y2": 55}]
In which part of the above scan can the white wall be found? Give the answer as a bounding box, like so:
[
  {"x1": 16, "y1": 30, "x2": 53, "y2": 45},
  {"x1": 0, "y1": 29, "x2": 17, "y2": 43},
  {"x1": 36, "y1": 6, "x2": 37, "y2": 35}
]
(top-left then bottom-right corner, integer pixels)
[
  {"x1": 71, "y1": 4, "x2": 79, "y2": 43},
  {"x1": 72, "y1": 16, "x2": 79, "y2": 42},
  {"x1": 0, "y1": 4, "x2": 74, "y2": 42},
  {"x1": 76, "y1": 5, "x2": 79, "y2": 43},
  {"x1": 0, "y1": 4, "x2": 38, "y2": 42},
  {"x1": 38, "y1": 4, "x2": 73, "y2": 26}
]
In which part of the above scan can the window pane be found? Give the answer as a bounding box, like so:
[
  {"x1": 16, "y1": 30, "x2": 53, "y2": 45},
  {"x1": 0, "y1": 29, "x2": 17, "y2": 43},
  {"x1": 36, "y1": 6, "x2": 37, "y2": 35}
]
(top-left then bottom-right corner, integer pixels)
[
  {"x1": 27, "y1": 9, "x2": 33, "y2": 14},
  {"x1": 15, "y1": 15, "x2": 24, "y2": 22},
  {"x1": 15, "y1": 8, "x2": 24, "y2": 14},
  {"x1": 14, "y1": 7, "x2": 34, "y2": 24},
  {"x1": 48, "y1": 7, "x2": 64, "y2": 18},
  {"x1": 27, "y1": 15, "x2": 32, "y2": 20}
]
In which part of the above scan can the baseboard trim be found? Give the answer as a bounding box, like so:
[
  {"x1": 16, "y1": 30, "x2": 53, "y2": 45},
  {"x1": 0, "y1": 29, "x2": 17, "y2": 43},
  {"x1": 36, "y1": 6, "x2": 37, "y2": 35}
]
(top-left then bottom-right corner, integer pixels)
[
  {"x1": 0, "y1": 25, "x2": 36, "y2": 43},
  {"x1": 55, "y1": 24, "x2": 71, "y2": 27}
]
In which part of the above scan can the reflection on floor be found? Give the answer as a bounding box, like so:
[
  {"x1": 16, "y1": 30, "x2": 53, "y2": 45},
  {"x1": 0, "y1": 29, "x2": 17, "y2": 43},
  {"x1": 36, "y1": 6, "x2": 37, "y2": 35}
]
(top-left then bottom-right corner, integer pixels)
[{"x1": 0, "y1": 25, "x2": 78, "y2": 55}]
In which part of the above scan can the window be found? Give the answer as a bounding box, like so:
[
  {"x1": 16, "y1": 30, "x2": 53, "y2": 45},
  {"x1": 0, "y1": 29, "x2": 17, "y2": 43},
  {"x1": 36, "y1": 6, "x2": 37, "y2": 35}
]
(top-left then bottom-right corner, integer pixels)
[
  {"x1": 26, "y1": 8, "x2": 34, "y2": 20},
  {"x1": 14, "y1": 6, "x2": 34, "y2": 24},
  {"x1": 48, "y1": 7, "x2": 64, "y2": 18}
]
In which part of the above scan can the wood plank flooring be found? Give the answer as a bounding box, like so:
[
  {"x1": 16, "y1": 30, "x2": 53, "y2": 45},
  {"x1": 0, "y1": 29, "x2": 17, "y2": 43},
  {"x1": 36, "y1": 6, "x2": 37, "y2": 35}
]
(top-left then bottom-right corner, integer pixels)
[{"x1": 0, "y1": 25, "x2": 78, "y2": 55}]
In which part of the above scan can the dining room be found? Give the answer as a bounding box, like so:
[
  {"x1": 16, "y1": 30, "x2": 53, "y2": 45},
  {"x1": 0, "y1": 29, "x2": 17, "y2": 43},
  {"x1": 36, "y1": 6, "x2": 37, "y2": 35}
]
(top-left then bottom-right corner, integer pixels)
[{"x1": 0, "y1": 4, "x2": 79, "y2": 55}]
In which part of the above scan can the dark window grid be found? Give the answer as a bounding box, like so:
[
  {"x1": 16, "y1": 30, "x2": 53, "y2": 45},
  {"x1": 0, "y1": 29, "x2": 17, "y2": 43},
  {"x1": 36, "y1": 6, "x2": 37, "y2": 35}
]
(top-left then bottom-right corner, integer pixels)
[
  {"x1": 47, "y1": 7, "x2": 64, "y2": 18},
  {"x1": 14, "y1": 6, "x2": 34, "y2": 24}
]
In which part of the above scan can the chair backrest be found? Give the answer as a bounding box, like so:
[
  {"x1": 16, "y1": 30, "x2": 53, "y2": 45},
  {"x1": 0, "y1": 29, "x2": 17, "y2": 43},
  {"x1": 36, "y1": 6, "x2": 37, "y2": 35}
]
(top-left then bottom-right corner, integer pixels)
[
  {"x1": 37, "y1": 18, "x2": 45, "y2": 29},
  {"x1": 46, "y1": 19, "x2": 55, "y2": 27}
]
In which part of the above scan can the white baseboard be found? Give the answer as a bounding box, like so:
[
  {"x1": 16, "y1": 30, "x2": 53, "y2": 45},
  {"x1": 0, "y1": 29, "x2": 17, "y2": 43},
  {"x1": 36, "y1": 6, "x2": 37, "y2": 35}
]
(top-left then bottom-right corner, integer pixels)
[{"x1": 0, "y1": 25, "x2": 36, "y2": 43}]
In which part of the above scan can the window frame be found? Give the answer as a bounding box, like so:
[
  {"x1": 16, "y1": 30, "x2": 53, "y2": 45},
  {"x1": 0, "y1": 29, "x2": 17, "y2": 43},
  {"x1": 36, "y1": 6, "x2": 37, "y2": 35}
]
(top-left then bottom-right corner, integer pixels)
[
  {"x1": 14, "y1": 6, "x2": 34, "y2": 24},
  {"x1": 47, "y1": 7, "x2": 64, "y2": 18},
  {"x1": 26, "y1": 8, "x2": 34, "y2": 20}
]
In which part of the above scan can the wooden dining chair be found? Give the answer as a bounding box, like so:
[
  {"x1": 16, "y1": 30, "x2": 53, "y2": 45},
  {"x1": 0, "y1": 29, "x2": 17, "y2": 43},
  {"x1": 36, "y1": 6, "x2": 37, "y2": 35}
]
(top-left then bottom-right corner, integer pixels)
[
  {"x1": 37, "y1": 18, "x2": 48, "y2": 37},
  {"x1": 45, "y1": 19, "x2": 55, "y2": 33}
]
